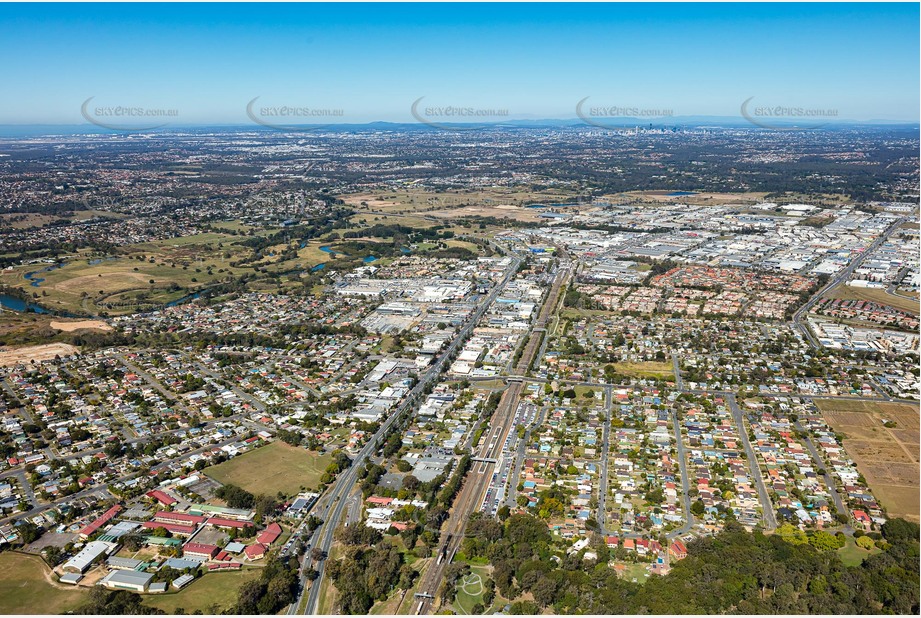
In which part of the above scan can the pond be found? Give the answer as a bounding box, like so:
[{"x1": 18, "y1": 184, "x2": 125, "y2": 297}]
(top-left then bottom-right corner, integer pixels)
[
  {"x1": 0, "y1": 294, "x2": 50, "y2": 313},
  {"x1": 23, "y1": 262, "x2": 64, "y2": 287}
]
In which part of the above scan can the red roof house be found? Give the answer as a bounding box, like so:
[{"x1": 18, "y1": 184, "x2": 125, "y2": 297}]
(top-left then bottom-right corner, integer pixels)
[
  {"x1": 183, "y1": 542, "x2": 219, "y2": 560},
  {"x1": 207, "y1": 517, "x2": 251, "y2": 530},
  {"x1": 245, "y1": 543, "x2": 267, "y2": 560},
  {"x1": 256, "y1": 522, "x2": 282, "y2": 545},
  {"x1": 79, "y1": 504, "x2": 123, "y2": 539},
  {"x1": 146, "y1": 490, "x2": 177, "y2": 507},
  {"x1": 669, "y1": 540, "x2": 688, "y2": 560},
  {"x1": 142, "y1": 521, "x2": 197, "y2": 536}
]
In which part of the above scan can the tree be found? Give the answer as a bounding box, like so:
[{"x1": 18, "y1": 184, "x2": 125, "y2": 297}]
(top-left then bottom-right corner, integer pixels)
[
  {"x1": 855, "y1": 535, "x2": 875, "y2": 550},
  {"x1": 214, "y1": 484, "x2": 255, "y2": 509},
  {"x1": 277, "y1": 430, "x2": 302, "y2": 446},
  {"x1": 42, "y1": 546, "x2": 63, "y2": 566},
  {"x1": 77, "y1": 588, "x2": 163, "y2": 614},
  {"x1": 532, "y1": 575, "x2": 559, "y2": 608},
  {"x1": 776, "y1": 523, "x2": 808, "y2": 545},
  {"x1": 402, "y1": 475, "x2": 420, "y2": 492},
  {"x1": 809, "y1": 530, "x2": 839, "y2": 552}
]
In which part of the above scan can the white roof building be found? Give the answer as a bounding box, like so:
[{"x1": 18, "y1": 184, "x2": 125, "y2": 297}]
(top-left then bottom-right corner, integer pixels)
[{"x1": 63, "y1": 540, "x2": 116, "y2": 573}]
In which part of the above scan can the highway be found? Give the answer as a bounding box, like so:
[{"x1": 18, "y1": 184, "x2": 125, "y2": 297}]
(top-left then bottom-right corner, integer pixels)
[
  {"x1": 296, "y1": 253, "x2": 522, "y2": 615},
  {"x1": 412, "y1": 257, "x2": 571, "y2": 615}
]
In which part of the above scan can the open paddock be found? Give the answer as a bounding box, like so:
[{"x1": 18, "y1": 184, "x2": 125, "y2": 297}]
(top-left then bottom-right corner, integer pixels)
[
  {"x1": 613, "y1": 361, "x2": 675, "y2": 379},
  {"x1": 846, "y1": 440, "x2": 912, "y2": 464},
  {"x1": 342, "y1": 188, "x2": 587, "y2": 215},
  {"x1": 205, "y1": 441, "x2": 332, "y2": 497},
  {"x1": 870, "y1": 484, "x2": 920, "y2": 521},
  {"x1": 428, "y1": 204, "x2": 542, "y2": 222},
  {"x1": 888, "y1": 429, "x2": 920, "y2": 447},
  {"x1": 817, "y1": 399, "x2": 920, "y2": 522}
]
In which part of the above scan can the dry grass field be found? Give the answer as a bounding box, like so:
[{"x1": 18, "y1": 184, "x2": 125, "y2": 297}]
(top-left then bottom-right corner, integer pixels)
[
  {"x1": 825, "y1": 283, "x2": 920, "y2": 315},
  {"x1": 342, "y1": 188, "x2": 587, "y2": 214},
  {"x1": 613, "y1": 361, "x2": 675, "y2": 379},
  {"x1": 618, "y1": 190, "x2": 770, "y2": 205},
  {"x1": 816, "y1": 399, "x2": 919, "y2": 521},
  {"x1": 428, "y1": 203, "x2": 543, "y2": 222}
]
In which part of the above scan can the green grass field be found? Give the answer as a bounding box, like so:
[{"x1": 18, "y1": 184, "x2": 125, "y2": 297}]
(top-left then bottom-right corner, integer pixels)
[
  {"x1": 0, "y1": 243, "x2": 250, "y2": 315},
  {"x1": 619, "y1": 561, "x2": 651, "y2": 582},
  {"x1": 205, "y1": 441, "x2": 332, "y2": 497},
  {"x1": 143, "y1": 568, "x2": 261, "y2": 614},
  {"x1": 0, "y1": 552, "x2": 88, "y2": 614},
  {"x1": 837, "y1": 536, "x2": 881, "y2": 567}
]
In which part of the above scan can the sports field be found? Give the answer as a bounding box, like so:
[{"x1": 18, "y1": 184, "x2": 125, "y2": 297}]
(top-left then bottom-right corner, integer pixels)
[
  {"x1": 816, "y1": 399, "x2": 919, "y2": 521},
  {"x1": 0, "y1": 552, "x2": 87, "y2": 614},
  {"x1": 205, "y1": 441, "x2": 332, "y2": 497},
  {"x1": 143, "y1": 568, "x2": 261, "y2": 614}
]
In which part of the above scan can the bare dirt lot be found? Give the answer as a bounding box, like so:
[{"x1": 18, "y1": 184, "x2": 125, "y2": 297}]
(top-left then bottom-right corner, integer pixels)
[
  {"x1": 50, "y1": 320, "x2": 112, "y2": 332},
  {"x1": 817, "y1": 399, "x2": 920, "y2": 521},
  {"x1": 0, "y1": 343, "x2": 79, "y2": 367}
]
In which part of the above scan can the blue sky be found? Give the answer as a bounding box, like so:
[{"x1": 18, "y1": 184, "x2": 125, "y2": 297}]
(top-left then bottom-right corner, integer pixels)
[{"x1": 0, "y1": 2, "x2": 917, "y2": 124}]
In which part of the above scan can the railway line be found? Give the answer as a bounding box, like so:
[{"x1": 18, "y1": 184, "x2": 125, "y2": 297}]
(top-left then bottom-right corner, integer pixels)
[{"x1": 413, "y1": 257, "x2": 571, "y2": 614}]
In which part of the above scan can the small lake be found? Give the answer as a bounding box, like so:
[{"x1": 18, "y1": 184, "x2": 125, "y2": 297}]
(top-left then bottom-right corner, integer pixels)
[
  {"x1": 0, "y1": 294, "x2": 50, "y2": 314},
  {"x1": 363, "y1": 255, "x2": 377, "y2": 263},
  {"x1": 667, "y1": 191, "x2": 697, "y2": 196},
  {"x1": 311, "y1": 263, "x2": 326, "y2": 272}
]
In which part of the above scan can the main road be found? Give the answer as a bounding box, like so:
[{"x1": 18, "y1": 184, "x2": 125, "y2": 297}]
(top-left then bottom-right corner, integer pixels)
[
  {"x1": 296, "y1": 253, "x2": 522, "y2": 615},
  {"x1": 792, "y1": 217, "x2": 904, "y2": 348}
]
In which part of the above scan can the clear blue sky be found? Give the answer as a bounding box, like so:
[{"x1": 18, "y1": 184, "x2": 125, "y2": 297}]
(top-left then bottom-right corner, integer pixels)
[{"x1": 0, "y1": 2, "x2": 917, "y2": 124}]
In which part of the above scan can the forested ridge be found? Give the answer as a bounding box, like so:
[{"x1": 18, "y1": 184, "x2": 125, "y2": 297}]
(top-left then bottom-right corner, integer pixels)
[{"x1": 326, "y1": 512, "x2": 919, "y2": 615}]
